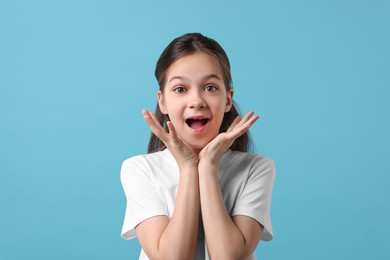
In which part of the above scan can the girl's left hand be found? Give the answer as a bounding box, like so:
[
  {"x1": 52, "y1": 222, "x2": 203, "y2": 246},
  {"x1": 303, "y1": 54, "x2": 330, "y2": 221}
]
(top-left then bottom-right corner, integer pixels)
[
  {"x1": 198, "y1": 111, "x2": 259, "y2": 167},
  {"x1": 142, "y1": 109, "x2": 199, "y2": 171}
]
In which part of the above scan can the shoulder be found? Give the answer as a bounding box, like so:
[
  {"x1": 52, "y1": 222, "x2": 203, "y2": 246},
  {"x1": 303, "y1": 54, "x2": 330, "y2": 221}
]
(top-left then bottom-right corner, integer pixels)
[
  {"x1": 229, "y1": 150, "x2": 275, "y2": 171},
  {"x1": 221, "y1": 150, "x2": 275, "y2": 182},
  {"x1": 121, "y1": 149, "x2": 177, "y2": 184},
  {"x1": 122, "y1": 149, "x2": 173, "y2": 171}
]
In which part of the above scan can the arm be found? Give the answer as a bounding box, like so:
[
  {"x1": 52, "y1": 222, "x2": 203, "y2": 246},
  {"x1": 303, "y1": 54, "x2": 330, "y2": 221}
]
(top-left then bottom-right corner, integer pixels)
[
  {"x1": 136, "y1": 110, "x2": 200, "y2": 259},
  {"x1": 198, "y1": 112, "x2": 262, "y2": 259},
  {"x1": 198, "y1": 162, "x2": 263, "y2": 260},
  {"x1": 136, "y1": 165, "x2": 199, "y2": 260}
]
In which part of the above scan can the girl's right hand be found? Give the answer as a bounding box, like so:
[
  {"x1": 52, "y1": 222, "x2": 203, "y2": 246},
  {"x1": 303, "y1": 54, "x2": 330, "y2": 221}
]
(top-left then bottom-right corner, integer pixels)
[{"x1": 142, "y1": 110, "x2": 199, "y2": 171}]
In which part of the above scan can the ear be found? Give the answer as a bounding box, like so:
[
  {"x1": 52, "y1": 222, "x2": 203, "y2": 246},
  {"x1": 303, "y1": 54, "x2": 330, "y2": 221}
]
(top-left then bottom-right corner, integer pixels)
[
  {"x1": 157, "y1": 90, "x2": 168, "y2": 114},
  {"x1": 225, "y1": 89, "x2": 234, "y2": 112}
]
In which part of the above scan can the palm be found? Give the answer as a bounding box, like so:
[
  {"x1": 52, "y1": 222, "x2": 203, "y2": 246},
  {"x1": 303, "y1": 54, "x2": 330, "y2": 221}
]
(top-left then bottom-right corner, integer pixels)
[
  {"x1": 142, "y1": 110, "x2": 198, "y2": 168},
  {"x1": 199, "y1": 111, "x2": 259, "y2": 165}
]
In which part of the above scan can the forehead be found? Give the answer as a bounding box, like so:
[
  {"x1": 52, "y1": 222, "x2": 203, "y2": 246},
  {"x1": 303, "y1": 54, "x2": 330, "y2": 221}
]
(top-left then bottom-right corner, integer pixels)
[{"x1": 166, "y1": 52, "x2": 223, "y2": 81}]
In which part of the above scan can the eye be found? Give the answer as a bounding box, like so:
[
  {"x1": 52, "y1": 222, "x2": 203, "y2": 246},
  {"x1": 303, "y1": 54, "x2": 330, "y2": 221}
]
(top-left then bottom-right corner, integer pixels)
[
  {"x1": 204, "y1": 85, "x2": 218, "y2": 92},
  {"x1": 174, "y1": 86, "x2": 186, "y2": 93}
]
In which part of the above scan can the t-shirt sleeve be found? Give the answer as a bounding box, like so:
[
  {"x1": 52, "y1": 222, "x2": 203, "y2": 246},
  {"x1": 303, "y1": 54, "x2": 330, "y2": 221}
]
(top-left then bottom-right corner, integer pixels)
[
  {"x1": 232, "y1": 157, "x2": 276, "y2": 241},
  {"x1": 120, "y1": 156, "x2": 168, "y2": 240}
]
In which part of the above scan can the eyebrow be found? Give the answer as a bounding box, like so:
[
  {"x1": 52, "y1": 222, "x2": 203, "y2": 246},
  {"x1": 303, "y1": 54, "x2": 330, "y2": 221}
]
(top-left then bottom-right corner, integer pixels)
[{"x1": 168, "y1": 74, "x2": 222, "y2": 83}]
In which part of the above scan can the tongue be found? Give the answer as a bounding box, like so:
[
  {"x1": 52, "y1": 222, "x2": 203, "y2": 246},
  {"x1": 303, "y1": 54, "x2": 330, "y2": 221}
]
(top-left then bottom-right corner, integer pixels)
[{"x1": 190, "y1": 120, "x2": 205, "y2": 130}]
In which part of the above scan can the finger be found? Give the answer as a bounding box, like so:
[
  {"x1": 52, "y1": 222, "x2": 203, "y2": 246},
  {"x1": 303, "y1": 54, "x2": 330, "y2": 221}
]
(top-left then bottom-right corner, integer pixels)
[
  {"x1": 227, "y1": 114, "x2": 259, "y2": 140},
  {"x1": 238, "y1": 114, "x2": 259, "y2": 131},
  {"x1": 142, "y1": 110, "x2": 159, "y2": 129},
  {"x1": 166, "y1": 121, "x2": 179, "y2": 138},
  {"x1": 142, "y1": 110, "x2": 168, "y2": 142},
  {"x1": 142, "y1": 110, "x2": 156, "y2": 127},
  {"x1": 166, "y1": 121, "x2": 182, "y2": 145},
  {"x1": 148, "y1": 110, "x2": 164, "y2": 128},
  {"x1": 227, "y1": 116, "x2": 241, "y2": 132},
  {"x1": 235, "y1": 111, "x2": 255, "y2": 129},
  {"x1": 227, "y1": 110, "x2": 255, "y2": 130}
]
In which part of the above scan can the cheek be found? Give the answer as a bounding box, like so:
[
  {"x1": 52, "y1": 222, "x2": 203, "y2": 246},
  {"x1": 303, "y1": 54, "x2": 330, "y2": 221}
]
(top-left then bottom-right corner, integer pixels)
[
  {"x1": 164, "y1": 97, "x2": 178, "y2": 112},
  {"x1": 165, "y1": 102, "x2": 183, "y2": 121},
  {"x1": 215, "y1": 98, "x2": 229, "y2": 114}
]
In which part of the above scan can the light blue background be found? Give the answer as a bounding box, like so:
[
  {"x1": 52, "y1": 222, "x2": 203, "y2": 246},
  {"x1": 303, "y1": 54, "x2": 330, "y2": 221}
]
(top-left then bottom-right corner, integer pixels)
[{"x1": 1, "y1": 0, "x2": 389, "y2": 259}]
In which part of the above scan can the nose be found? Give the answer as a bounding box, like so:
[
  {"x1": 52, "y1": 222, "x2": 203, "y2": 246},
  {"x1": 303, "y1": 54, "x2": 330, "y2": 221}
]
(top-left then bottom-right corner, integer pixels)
[{"x1": 188, "y1": 90, "x2": 206, "y2": 109}]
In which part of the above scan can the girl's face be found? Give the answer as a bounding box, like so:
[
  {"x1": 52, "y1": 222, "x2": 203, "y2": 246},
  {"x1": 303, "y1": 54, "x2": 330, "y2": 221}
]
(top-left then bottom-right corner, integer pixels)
[{"x1": 158, "y1": 51, "x2": 233, "y2": 153}]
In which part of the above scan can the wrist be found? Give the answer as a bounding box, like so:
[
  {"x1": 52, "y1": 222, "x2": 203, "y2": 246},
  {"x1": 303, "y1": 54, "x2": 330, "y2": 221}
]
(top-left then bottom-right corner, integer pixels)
[
  {"x1": 179, "y1": 163, "x2": 199, "y2": 175},
  {"x1": 179, "y1": 166, "x2": 199, "y2": 187},
  {"x1": 198, "y1": 160, "x2": 218, "y2": 175},
  {"x1": 199, "y1": 156, "x2": 218, "y2": 167}
]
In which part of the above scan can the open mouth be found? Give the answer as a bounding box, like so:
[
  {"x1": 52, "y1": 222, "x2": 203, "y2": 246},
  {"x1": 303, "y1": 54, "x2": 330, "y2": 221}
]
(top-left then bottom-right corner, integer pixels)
[{"x1": 185, "y1": 118, "x2": 209, "y2": 130}]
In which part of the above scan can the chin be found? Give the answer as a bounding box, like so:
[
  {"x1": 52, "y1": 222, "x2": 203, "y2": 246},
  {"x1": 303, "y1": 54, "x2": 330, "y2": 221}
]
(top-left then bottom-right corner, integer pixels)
[{"x1": 186, "y1": 139, "x2": 209, "y2": 151}]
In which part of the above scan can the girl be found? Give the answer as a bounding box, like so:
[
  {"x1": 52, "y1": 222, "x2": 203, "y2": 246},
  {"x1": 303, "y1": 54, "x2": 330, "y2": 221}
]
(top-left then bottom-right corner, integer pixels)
[{"x1": 121, "y1": 33, "x2": 275, "y2": 260}]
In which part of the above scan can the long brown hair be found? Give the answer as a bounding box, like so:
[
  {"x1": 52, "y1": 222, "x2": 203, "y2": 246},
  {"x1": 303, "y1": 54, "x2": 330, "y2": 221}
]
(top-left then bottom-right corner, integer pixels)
[{"x1": 148, "y1": 33, "x2": 253, "y2": 153}]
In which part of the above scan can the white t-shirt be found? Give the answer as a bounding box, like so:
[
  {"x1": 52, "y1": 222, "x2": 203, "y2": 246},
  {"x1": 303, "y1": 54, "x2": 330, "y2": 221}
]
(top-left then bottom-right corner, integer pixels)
[{"x1": 121, "y1": 149, "x2": 275, "y2": 260}]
